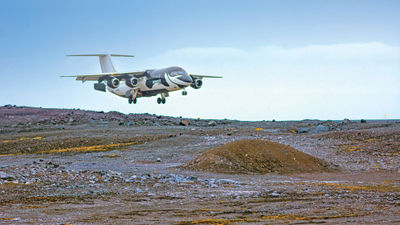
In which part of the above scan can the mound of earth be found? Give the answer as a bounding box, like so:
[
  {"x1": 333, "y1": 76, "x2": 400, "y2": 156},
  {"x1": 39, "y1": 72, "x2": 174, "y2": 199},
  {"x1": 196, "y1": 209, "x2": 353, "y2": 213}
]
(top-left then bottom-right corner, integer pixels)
[{"x1": 182, "y1": 139, "x2": 332, "y2": 174}]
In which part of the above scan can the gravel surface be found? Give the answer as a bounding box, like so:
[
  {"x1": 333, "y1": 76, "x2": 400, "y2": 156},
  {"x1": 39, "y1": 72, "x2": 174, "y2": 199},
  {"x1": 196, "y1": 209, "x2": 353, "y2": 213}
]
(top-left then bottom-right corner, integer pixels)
[{"x1": 0, "y1": 106, "x2": 399, "y2": 224}]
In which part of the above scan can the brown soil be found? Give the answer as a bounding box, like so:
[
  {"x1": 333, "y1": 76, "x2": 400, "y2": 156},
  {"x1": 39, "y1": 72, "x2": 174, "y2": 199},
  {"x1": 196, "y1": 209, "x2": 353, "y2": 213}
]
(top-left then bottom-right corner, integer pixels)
[{"x1": 182, "y1": 139, "x2": 333, "y2": 174}]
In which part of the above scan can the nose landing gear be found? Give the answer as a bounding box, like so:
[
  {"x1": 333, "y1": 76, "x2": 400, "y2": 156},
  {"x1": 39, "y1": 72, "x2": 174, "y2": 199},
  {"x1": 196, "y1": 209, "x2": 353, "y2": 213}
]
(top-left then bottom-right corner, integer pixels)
[{"x1": 182, "y1": 90, "x2": 188, "y2": 96}]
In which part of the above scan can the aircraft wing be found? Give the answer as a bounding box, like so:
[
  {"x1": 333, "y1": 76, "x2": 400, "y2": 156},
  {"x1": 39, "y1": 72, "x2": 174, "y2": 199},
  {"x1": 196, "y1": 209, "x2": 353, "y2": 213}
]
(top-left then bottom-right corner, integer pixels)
[
  {"x1": 61, "y1": 71, "x2": 146, "y2": 82},
  {"x1": 190, "y1": 74, "x2": 223, "y2": 79}
]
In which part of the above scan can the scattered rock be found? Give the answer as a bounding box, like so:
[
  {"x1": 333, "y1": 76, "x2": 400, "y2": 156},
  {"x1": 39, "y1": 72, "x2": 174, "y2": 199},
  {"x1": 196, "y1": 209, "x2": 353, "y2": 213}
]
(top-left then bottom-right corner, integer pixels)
[
  {"x1": 343, "y1": 118, "x2": 351, "y2": 124},
  {"x1": 297, "y1": 127, "x2": 311, "y2": 133},
  {"x1": 208, "y1": 121, "x2": 217, "y2": 126},
  {"x1": 311, "y1": 125, "x2": 329, "y2": 133},
  {"x1": 180, "y1": 119, "x2": 190, "y2": 126},
  {"x1": 0, "y1": 172, "x2": 16, "y2": 181}
]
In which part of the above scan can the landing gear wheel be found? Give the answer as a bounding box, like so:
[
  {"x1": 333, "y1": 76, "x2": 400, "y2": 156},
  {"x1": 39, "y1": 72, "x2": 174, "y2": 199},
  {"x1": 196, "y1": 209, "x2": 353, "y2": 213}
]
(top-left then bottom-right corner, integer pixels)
[
  {"x1": 182, "y1": 90, "x2": 187, "y2": 96},
  {"x1": 162, "y1": 98, "x2": 166, "y2": 104},
  {"x1": 133, "y1": 98, "x2": 137, "y2": 104},
  {"x1": 128, "y1": 96, "x2": 133, "y2": 104},
  {"x1": 157, "y1": 98, "x2": 162, "y2": 104}
]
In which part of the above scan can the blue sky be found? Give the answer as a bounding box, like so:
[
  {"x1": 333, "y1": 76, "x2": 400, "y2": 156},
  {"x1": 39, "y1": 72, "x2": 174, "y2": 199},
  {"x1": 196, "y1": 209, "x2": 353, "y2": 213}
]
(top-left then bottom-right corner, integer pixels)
[{"x1": 1, "y1": 0, "x2": 399, "y2": 120}]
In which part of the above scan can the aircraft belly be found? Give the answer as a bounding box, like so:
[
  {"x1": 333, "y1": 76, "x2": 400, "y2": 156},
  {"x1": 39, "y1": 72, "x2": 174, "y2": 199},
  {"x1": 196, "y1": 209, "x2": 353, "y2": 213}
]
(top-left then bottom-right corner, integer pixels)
[
  {"x1": 107, "y1": 78, "x2": 183, "y2": 99},
  {"x1": 107, "y1": 83, "x2": 130, "y2": 97}
]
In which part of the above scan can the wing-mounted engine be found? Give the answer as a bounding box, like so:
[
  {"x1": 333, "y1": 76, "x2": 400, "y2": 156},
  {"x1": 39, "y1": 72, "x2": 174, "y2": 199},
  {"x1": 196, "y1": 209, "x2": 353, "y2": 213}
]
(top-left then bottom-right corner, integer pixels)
[
  {"x1": 190, "y1": 78, "x2": 203, "y2": 89},
  {"x1": 106, "y1": 77, "x2": 120, "y2": 88},
  {"x1": 125, "y1": 77, "x2": 139, "y2": 88},
  {"x1": 93, "y1": 75, "x2": 120, "y2": 92}
]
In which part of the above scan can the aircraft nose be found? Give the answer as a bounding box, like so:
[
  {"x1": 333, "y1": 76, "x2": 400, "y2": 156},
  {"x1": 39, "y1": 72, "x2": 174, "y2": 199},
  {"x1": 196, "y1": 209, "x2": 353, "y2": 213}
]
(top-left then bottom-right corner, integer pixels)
[{"x1": 178, "y1": 74, "x2": 193, "y2": 83}]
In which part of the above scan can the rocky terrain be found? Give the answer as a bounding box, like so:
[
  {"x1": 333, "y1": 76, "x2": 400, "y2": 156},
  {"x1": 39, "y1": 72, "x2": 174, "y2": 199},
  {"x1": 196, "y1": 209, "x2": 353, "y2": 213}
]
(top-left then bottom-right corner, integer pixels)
[{"x1": 0, "y1": 105, "x2": 399, "y2": 224}]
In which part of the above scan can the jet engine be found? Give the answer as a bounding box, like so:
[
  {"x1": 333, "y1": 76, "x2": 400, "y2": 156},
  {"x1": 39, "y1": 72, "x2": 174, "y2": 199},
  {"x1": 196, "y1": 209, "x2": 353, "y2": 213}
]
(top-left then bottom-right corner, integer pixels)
[
  {"x1": 107, "y1": 77, "x2": 120, "y2": 89},
  {"x1": 190, "y1": 78, "x2": 203, "y2": 89},
  {"x1": 125, "y1": 77, "x2": 139, "y2": 88}
]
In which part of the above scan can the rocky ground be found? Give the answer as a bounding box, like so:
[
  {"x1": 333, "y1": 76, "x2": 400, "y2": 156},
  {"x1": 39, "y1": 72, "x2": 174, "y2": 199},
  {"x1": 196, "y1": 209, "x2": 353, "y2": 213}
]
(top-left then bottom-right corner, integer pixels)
[{"x1": 0, "y1": 105, "x2": 399, "y2": 224}]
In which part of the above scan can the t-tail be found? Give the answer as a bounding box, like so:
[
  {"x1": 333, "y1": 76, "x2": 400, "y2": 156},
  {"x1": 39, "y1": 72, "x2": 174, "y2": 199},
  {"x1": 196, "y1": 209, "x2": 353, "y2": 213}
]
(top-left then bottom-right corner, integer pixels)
[{"x1": 66, "y1": 54, "x2": 134, "y2": 73}]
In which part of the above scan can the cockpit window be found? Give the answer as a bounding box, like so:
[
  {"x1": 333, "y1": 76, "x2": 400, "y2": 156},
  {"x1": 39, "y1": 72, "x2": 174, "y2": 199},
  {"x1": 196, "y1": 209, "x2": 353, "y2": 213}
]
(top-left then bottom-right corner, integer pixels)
[{"x1": 170, "y1": 70, "x2": 187, "y2": 77}]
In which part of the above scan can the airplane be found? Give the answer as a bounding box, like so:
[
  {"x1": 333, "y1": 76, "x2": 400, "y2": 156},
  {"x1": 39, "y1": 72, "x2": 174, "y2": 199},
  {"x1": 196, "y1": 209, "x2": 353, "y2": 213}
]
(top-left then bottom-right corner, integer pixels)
[{"x1": 62, "y1": 54, "x2": 222, "y2": 104}]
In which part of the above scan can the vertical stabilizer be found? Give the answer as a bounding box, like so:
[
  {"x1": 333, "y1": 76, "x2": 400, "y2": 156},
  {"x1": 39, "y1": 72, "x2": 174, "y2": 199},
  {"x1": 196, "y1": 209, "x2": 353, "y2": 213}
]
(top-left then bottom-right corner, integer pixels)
[
  {"x1": 99, "y1": 55, "x2": 115, "y2": 73},
  {"x1": 66, "y1": 54, "x2": 134, "y2": 73}
]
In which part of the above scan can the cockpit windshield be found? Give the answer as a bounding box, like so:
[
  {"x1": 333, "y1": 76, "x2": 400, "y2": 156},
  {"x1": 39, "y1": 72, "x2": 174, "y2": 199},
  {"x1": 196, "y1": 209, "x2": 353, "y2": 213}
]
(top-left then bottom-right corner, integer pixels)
[{"x1": 170, "y1": 70, "x2": 187, "y2": 77}]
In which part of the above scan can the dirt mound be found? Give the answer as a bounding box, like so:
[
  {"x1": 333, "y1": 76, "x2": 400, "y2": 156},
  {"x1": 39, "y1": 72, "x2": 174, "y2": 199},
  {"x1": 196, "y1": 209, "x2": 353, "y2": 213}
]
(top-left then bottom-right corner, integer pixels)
[{"x1": 182, "y1": 139, "x2": 332, "y2": 174}]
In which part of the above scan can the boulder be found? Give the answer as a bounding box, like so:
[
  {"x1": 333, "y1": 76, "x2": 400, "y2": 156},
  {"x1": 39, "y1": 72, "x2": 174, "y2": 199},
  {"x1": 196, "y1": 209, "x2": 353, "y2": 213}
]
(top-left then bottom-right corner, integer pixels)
[
  {"x1": 296, "y1": 127, "x2": 311, "y2": 133},
  {"x1": 208, "y1": 121, "x2": 217, "y2": 126},
  {"x1": 180, "y1": 119, "x2": 190, "y2": 126},
  {"x1": 343, "y1": 118, "x2": 351, "y2": 124},
  {"x1": 0, "y1": 172, "x2": 16, "y2": 181},
  {"x1": 311, "y1": 125, "x2": 329, "y2": 133}
]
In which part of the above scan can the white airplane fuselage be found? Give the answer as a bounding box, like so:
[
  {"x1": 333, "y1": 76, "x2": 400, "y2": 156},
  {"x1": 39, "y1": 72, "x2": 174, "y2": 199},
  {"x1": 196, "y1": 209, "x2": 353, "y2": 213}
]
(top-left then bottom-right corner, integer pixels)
[{"x1": 107, "y1": 66, "x2": 194, "y2": 98}]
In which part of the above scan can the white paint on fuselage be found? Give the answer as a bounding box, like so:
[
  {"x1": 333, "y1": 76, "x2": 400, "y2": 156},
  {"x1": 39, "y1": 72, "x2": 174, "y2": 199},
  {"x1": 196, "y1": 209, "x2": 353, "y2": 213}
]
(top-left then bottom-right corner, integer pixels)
[{"x1": 107, "y1": 73, "x2": 191, "y2": 98}]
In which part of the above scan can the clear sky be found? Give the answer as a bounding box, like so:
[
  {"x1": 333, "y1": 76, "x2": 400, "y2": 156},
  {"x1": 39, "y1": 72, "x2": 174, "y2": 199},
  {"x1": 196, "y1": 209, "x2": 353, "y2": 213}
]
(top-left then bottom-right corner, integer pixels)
[{"x1": 1, "y1": 0, "x2": 399, "y2": 120}]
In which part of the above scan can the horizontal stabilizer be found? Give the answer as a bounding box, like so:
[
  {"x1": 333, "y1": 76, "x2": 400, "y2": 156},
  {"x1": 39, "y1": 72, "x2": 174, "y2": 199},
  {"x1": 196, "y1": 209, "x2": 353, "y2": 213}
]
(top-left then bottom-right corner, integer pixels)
[
  {"x1": 66, "y1": 54, "x2": 134, "y2": 73},
  {"x1": 66, "y1": 54, "x2": 134, "y2": 57}
]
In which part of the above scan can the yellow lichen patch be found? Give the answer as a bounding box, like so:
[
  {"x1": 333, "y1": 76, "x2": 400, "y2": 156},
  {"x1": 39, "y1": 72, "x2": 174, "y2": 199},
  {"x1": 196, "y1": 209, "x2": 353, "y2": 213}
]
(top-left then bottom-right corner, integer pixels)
[
  {"x1": 197, "y1": 209, "x2": 219, "y2": 212},
  {"x1": 342, "y1": 146, "x2": 364, "y2": 152},
  {"x1": 0, "y1": 218, "x2": 16, "y2": 220},
  {"x1": 104, "y1": 154, "x2": 119, "y2": 158},
  {"x1": 0, "y1": 182, "x2": 27, "y2": 187},
  {"x1": 1, "y1": 136, "x2": 42, "y2": 143},
  {"x1": 255, "y1": 128, "x2": 264, "y2": 131},
  {"x1": 0, "y1": 153, "x2": 23, "y2": 156},
  {"x1": 18, "y1": 137, "x2": 30, "y2": 140},
  {"x1": 23, "y1": 205, "x2": 45, "y2": 209},
  {"x1": 35, "y1": 142, "x2": 137, "y2": 154},
  {"x1": 364, "y1": 138, "x2": 377, "y2": 142},
  {"x1": 313, "y1": 182, "x2": 400, "y2": 192}
]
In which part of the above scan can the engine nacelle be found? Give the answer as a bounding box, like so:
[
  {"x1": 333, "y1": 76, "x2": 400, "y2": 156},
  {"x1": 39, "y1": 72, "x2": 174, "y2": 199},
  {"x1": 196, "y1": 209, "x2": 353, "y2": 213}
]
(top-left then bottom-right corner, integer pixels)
[
  {"x1": 190, "y1": 78, "x2": 203, "y2": 89},
  {"x1": 107, "y1": 77, "x2": 120, "y2": 89},
  {"x1": 125, "y1": 77, "x2": 138, "y2": 88}
]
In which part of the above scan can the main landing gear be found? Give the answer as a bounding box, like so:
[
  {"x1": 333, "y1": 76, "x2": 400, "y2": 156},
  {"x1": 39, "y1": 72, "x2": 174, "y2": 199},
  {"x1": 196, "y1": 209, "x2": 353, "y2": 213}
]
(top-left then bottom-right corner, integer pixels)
[
  {"x1": 157, "y1": 93, "x2": 168, "y2": 104},
  {"x1": 128, "y1": 95, "x2": 137, "y2": 104},
  {"x1": 128, "y1": 89, "x2": 138, "y2": 104},
  {"x1": 182, "y1": 90, "x2": 188, "y2": 96},
  {"x1": 157, "y1": 97, "x2": 166, "y2": 104}
]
